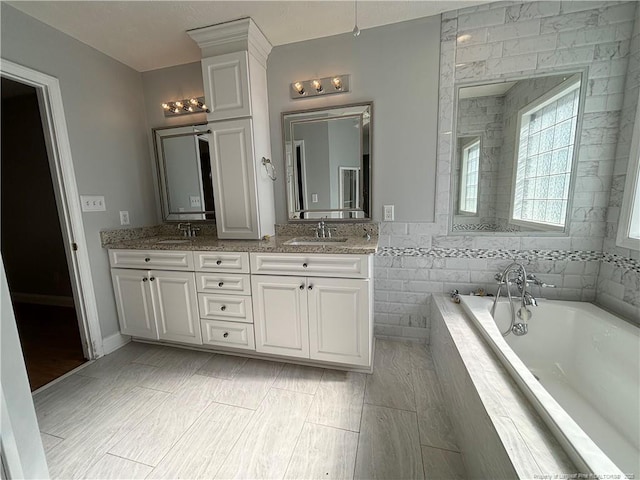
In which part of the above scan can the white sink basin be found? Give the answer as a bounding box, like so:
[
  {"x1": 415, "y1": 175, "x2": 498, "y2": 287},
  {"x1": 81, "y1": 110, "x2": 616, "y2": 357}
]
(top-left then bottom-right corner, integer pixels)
[
  {"x1": 285, "y1": 237, "x2": 348, "y2": 246},
  {"x1": 155, "y1": 239, "x2": 191, "y2": 244}
]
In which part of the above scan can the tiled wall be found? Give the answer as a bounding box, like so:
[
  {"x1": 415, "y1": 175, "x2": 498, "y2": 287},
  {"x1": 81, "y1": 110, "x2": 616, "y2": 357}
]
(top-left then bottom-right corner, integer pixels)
[
  {"x1": 598, "y1": 3, "x2": 640, "y2": 320},
  {"x1": 373, "y1": 1, "x2": 639, "y2": 342}
]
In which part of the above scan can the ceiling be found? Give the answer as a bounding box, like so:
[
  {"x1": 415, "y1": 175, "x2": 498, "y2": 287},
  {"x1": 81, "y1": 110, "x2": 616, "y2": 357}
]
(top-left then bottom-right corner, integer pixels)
[
  {"x1": 459, "y1": 81, "x2": 518, "y2": 99},
  {"x1": 6, "y1": 1, "x2": 490, "y2": 72}
]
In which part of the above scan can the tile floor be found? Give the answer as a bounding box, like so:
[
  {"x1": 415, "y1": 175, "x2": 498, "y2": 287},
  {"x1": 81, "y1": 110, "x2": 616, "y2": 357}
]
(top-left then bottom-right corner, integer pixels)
[{"x1": 35, "y1": 339, "x2": 467, "y2": 479}]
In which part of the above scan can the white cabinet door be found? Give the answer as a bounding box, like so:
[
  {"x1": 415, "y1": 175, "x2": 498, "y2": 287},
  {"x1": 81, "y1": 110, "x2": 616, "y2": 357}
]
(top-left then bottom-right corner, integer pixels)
[
  {"x1": 251, "y1": 275, "x2": 309, "y2": 358},
  {"x1": 209, "y1": 119, "x2": 260, "y2": 239},
  {"x1": 111, "y1": 269, "x2": 158, "y2": 340},
  {"x1": 308, "y1": 278, "x2": 371, "y2": 366},
  {"x1": 150, "y1": 270, "x2": 202, "y2": 345},
  {"x1": 201, "y1": 51, "x2": 251, "y2": 121}
]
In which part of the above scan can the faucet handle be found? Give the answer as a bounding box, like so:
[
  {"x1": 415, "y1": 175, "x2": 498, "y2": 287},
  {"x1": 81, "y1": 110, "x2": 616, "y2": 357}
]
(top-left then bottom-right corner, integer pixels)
[
  {"x1": 190, "y1": 226, "x2": 200, "y2": 238},
  {"x1": 526, "y1": 273, "x2": 555, "y2": 288}
]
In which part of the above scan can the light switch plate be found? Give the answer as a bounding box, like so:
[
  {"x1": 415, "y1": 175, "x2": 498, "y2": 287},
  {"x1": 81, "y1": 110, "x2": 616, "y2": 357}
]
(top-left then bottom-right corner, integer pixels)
[
  {"x1": 190, "y1": 196, "x2": 201, "y2": 208},
  {"x1": 119, "y1": 211, "x2": 130, "y2": 225},
  {"x1": 312, "y1": 193, "x2": 318, "y2": 203},
  {"x1": 80, "y1": 195, "x2": 106, "y2": 212}
]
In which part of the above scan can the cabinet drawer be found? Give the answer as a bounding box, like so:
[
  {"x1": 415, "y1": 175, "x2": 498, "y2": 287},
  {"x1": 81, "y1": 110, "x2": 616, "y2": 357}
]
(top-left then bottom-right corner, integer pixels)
[
  {"x1": 250, "y1": 253, "x2": 370, "y2": 278},
  {"x1": 194, "y1": 251, "x2": 249, "y2": 273},
  {"x1": 198, "y1": 293, "x2": 253, "y2": 323},
  {"x1": 109, "y1": 249, "x2": 194, "y2": 271},
  {"x1": 196, "y1": 273, "x2": 251, "y2": 295},
  {"x1": 201, "y1": 319, "x2": 255, "y2": 350}
]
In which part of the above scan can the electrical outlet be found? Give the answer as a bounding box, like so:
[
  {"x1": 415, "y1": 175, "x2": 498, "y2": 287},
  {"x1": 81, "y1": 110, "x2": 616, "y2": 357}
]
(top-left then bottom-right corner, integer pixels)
[
  {"x1": 312, "y1": 193, "x2": 318, "y2": 203},
  {"x1": 119, "y1": 211, "x2": 130, "y2": 225},
  {"x1": 80, "y1": 195, "x2": 106, "y2": 212},
  {"x1": 383, "y1": 205, "x2": 394, "y2": 221}
]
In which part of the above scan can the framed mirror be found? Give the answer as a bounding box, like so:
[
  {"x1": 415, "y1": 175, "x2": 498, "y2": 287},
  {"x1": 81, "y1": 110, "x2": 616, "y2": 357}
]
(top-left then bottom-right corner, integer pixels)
[
  {"x1": 283, "y1": 102, "x2": 372, "y2": 221},
  {"x1": 153, "y1": 123, "x2": 215, "y2": 222},
  {"x1": 451, "y1": 71, "x2": 586, "y2": 234}
]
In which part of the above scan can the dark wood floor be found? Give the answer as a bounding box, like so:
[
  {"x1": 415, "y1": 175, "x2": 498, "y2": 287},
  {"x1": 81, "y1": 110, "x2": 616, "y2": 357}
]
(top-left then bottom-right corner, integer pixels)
[{"x1": 13, "y1": 302, "x2": 87, "y2": 391}]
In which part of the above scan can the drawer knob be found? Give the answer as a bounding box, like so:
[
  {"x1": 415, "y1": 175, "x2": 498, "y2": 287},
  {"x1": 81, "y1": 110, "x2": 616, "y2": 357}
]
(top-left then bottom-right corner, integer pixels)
[
  {"x1": 223, "y1": 332, "x2": 229, "y2": 338},
  {"x1": 142, "y1": 277, "x2": 148, "y2": 282},
  {"x1": 303, "y1": 263, "x2": 308, "y2": 268},
  {"x1": 216, "y1": 260, "x2": 222, "y2": 265},
  {"x1": 221, "y1": 305, "x2": 226, "y2": 311},
  {"x1": 145, "y1": 257, "x2": 150, "y2": 262},
  {"x1": 218, "y1": 282, "x2": 224, "y2": 287},
  {"x1": 150, "y1": 277, "x2": 155, "y2": 282},
  {"x1": 308, "y1": 285, "x2": 313, "y2": 290},
  {"x1": 299, "y1": 284, "x2": 305, "y2": 290}
]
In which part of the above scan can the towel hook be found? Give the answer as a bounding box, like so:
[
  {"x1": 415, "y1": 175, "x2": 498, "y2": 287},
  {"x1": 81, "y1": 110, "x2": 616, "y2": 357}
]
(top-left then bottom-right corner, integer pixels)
[{"x1": 261, "y1": 157, "x2": 276, "y2": 181}]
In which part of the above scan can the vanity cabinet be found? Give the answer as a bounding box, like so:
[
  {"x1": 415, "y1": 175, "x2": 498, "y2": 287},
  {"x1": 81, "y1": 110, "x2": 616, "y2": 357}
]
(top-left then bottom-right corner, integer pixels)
[
  {"x1": 194, "y1": 251, "x2": 255, "y2": 350},
  {"x1": 111, "y1": 268, "x2": 201, "y2": 345},
  {"x1": 188, "y1": 18, "x2": 275, "y2": 240},
  {"x1": 250, "y1": 253, "x2": 373, "y2": 367}
]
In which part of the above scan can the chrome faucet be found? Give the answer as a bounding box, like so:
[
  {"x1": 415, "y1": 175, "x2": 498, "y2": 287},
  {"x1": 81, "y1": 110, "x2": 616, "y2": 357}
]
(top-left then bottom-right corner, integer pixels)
[
  {"x1": 178, "y1": 222, "x2": 199, "y2": 238},
  {"x1": 492, "y1": 262, "x2": 534, "y2": 337},
  {"x1": 315, "y1": 220, "x2": 326, "y2": 238}
]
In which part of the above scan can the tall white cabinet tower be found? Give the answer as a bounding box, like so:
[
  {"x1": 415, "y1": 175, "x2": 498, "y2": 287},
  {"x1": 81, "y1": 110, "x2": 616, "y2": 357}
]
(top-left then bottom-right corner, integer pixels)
[{"x1": 188, "y1": 19, "x2": 276, "y2": 240}]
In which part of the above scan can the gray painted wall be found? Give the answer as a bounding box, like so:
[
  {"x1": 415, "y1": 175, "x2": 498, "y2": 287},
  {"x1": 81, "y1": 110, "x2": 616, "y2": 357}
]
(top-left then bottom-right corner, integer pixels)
[
  {"x1": 1, "y1": 5, "x2": 157, "y2": 340},
  {"x1": 267, "y1": 16, "x2": 441, "y2": 223}
]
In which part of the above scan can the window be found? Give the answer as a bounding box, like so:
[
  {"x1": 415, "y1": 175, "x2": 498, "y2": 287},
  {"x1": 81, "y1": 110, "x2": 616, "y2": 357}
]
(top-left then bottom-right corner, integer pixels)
[
  {"x1": 459, "y1": 138, "x2": 480, "y2": 214},
  {"x1": 617, "y1": 90, "x2": 640, "y2": 250},
  {"x1": 512, "y1": 76, "x2": 581, "y2": 229}
]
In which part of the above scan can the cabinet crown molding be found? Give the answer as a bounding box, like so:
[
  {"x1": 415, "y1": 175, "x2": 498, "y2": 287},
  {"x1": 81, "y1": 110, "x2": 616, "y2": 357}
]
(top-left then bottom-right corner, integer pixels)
[{"x1": 187, "y1": 17, "x2": 272, "y2": 67}]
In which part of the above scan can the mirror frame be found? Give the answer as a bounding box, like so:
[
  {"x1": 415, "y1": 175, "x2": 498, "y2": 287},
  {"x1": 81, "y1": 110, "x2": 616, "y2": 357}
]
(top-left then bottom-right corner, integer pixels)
[
  {"x1": 152, "y1": 122, "x2": 214, "y2": 222},
  {"x1": 282, "y1": 101, "x2": 373, "y2": 222},
  {"x1": 449, "y1": 69, "x2": 588, "y2": 236}
]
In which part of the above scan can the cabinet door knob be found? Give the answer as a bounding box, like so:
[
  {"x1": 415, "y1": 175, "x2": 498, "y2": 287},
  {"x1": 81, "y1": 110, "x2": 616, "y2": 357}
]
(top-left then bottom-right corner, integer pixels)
[
  {"x1": 150, "y1": 277, "x2": 155, "y2": 281},
  {"x1": 308, "y1": 285, "x2": 313, "y2": 290},
  {"x1": 302, "y1": 263, "x2": 308, "y2": 268},
  {"x1": 218, "y1": 282, "x2": 224, "y2": 287},
  {"x1": 142, "y1": 277, "x2": 148, "y2": 282},
  {"x1": 299, "y1": 284, "x2": 305, "y2": 290},
  {"x1": 223, "y1": 332, "x2": 229, "y2": 338},
  {"x1": 216, "y1": 260, "x2": 222, "y2": 265},
  {"x1": 145, "y1": 257, "x2": 150, "y2": 262},
  {"x1": 221, "y1": 305, "x2": 226, "y2": 311}
]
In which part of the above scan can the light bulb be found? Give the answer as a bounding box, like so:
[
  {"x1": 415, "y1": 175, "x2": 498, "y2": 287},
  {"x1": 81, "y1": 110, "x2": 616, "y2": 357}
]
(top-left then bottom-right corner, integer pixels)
[
  {"x1": 161, "y1": 103, "x2": 170, "y2": 110},
  {"x1": 189, "y1": 98, "x2": 198, "y2": 105},
  {"x1": 312, "y1": 80, "x2": 323, "y2": 93},
  {"x1": 293, "y1": 82, "x2": 305, "y2": 95},
  {"x1": 332, "y1": 77, "x2": 342, "y2": 90},
  {"x1": 188, "y1": 106, "x2": 194, "y2": 112},
  {"x1": 201, "y1": 104, "x2": 208, "y2": 110},
  {"x1": 175, "y1": 101, "x2": 183, "y2": 108}
]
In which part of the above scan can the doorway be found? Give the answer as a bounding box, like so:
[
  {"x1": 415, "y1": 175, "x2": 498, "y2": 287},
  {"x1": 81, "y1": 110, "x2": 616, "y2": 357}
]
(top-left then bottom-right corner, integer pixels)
[{"x1": 1, "y1": 77, "x2": 86, "y2": 390}]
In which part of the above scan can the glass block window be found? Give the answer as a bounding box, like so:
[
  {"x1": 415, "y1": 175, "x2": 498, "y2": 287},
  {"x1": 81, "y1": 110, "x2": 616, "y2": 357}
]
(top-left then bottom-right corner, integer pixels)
[
  {"x1": 459, "y1": 139, "x2": 480, "y2": 214},
  {"x1": 512, "y1": 79, "x2": 580, "y2": 228}
]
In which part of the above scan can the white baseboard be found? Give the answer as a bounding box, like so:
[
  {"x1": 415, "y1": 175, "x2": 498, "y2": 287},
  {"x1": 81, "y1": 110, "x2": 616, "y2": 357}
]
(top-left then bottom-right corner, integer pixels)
[
  {"x1": 11, "y1": 292, "x2": 74, "y2": 307},
  {"x1": 101, "y1": 332, "x2": 131, "y2": 355}
]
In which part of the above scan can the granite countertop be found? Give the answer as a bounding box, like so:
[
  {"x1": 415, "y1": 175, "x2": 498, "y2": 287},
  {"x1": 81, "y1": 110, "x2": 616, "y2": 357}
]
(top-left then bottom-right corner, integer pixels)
[{"x1": 105, "y1": 234, "x2": 378, "y2": 255}]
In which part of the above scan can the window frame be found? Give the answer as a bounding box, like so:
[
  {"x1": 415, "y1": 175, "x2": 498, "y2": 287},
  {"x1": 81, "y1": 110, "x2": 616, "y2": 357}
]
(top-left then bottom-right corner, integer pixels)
[
  {"x1": 509, "y1": 73, "x2": 582, "y2": 232},
  {"x1": 616, "y1": 90, "x2": 640, "y2": 251},
  {"x1": 458, "y1": 137, "x2": 481, "y2": 216}
]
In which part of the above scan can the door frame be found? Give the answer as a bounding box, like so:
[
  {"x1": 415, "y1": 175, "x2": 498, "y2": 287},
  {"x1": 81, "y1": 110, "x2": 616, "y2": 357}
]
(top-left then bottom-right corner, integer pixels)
[{"x1": 1, "y1": 58, "x2": 103, "y2": 358}]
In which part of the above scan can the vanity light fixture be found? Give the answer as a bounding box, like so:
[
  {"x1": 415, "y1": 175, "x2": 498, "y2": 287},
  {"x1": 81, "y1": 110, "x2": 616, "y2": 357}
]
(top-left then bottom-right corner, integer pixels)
[
  {"x1": 161, "y1": 96, "x2": 209, "y2": 117},
  {"x1": 289, "y1": 75, "x2": 350, "y2": 100}
]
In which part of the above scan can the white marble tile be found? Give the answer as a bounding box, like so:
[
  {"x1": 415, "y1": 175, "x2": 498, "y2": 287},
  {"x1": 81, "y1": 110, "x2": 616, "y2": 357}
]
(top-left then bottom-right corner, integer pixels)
[
  {"x1": 149, "y1": 402, "x2": 254, "y2": 479},
  {"x1": 83, "y1": 454, "x2": 152, "y2": 480},
  {"x1": 284, "y1": 423, "x2": 358, "y2": 480},
  {"x1": 364, "y1": 339, "x2": 416, "y2": 411},
  {"x1": 214, "y1": 358, "x2": 284, "y2": 409},
  {"x1": 108, "y1": 374, "x2": 227, "y2": 466},
  {"x1": 196, "y1": 353, "x2": 248, "y2": 379},
  {"x1": 272, "y1": 363, "x2": 325, "y2": 395},
  {"x1": 215, "y1": 388, "x2": 313, "y2": 479},
  {"x1": 421, "y1": 446, "x2": 467, "y2": 480},
  {"x1": 354, "y1": 405, "x2": 424, "y2": 480},
  {"x1": 307, "y1": 369, "x2": 366, "y2": 432},
  {"x1": 417, "y1": 405, "x2": 459, "y2": 452}
]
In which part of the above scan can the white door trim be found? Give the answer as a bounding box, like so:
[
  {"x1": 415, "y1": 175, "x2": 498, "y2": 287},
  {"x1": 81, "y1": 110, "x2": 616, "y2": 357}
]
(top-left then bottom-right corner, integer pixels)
[{"x1": 1, "y1": 58, "x2": 103, "y2": 358}]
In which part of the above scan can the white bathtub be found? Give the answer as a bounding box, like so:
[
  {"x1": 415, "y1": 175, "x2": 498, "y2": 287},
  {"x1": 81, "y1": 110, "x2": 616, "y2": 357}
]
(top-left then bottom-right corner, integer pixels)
[{"x1": 460, "y1": 295, "x2": 639, "y2": 479}]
